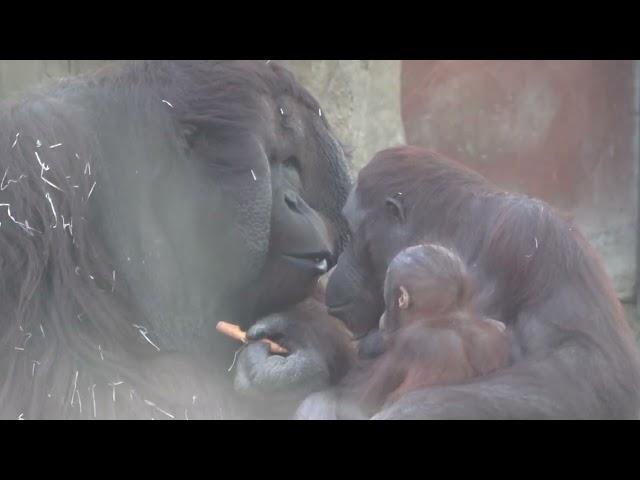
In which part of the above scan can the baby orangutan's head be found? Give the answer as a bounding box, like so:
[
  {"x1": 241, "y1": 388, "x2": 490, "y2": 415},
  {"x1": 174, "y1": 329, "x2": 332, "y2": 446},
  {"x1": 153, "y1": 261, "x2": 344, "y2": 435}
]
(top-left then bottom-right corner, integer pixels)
[{"x1": 380, "y1": 244, "x2": 471, "y2": 332}]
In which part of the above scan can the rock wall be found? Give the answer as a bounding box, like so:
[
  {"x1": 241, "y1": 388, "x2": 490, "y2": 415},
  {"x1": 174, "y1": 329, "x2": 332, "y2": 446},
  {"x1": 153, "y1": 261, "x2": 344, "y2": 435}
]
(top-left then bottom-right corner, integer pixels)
[{"x1": 283, "y1": 60, "x2": 406, "y2": 173}]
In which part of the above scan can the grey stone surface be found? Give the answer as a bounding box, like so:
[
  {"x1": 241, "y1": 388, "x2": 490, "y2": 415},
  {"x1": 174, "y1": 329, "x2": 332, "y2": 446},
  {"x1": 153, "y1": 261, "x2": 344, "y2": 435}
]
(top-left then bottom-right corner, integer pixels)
[
  {"x1": 283, "y1": 60, "x2": 406, "y2": 173},
  {"x1": 623, "y1": 303, "x2": 640, "y2": 348},
  {"x1": 0, "y1": 60, "x2": 109, "y2": 100},
  {"x1": 68, "y1": 60, "x2": 111, "y2": 76},
  {"x1": 0, "y1": 60, "x2": 70, "y2": 99},
  {"x1": 1, "y1": 60, "x2": 407, "y2": 176}
]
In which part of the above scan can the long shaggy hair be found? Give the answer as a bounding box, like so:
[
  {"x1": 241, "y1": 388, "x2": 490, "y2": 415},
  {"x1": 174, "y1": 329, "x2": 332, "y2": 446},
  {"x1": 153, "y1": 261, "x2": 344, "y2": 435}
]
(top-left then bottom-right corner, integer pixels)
[
  {"x1": 0, "y1": 61, "x2": 341, "y2": 419},
  {"x1": 353, "y1": 146, "x2": 640, "y2": 418}
]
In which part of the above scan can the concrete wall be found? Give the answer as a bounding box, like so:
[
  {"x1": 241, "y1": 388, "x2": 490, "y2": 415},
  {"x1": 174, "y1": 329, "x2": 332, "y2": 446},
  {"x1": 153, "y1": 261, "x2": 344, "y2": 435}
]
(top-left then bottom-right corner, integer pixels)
[
  {"x1": 0, "y1": 61, "x2": 112, "y2": 98},
  {"x1": 283, "y1": 60, "x2": 406, "y2": 172},
  {"x1": 0, "y1": 60, "x2": 406, "y2": 174}
]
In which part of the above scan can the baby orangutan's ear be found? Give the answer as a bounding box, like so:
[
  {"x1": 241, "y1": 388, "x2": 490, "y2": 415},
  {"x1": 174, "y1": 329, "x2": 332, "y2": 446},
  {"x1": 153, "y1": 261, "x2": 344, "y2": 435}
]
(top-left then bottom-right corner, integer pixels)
[
  {"x1": 484, "y1": 318, "x2": 507, "y2": 333},
  {"x1": 398, "y1": 286, "x2": 410, "y2": 310}
]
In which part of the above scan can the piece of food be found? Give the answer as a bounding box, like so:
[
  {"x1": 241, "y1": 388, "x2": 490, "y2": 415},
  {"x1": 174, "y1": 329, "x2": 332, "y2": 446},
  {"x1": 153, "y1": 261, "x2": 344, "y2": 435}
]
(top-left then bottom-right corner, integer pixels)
[{"x1": 216, "y1": 321, "x2": 288, "y2": 354}]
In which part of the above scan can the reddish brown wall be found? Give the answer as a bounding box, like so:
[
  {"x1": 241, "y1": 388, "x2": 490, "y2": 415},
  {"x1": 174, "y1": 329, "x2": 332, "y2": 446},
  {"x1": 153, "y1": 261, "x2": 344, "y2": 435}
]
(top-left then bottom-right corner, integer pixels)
[{"x1": 401, "y1": 61, "x2": 638, "y2": 300}]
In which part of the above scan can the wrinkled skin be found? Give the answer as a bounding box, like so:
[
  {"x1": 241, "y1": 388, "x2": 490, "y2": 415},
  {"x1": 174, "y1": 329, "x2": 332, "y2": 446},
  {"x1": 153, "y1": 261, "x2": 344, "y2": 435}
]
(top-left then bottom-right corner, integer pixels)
[
  {"x1": 308, "y1": 146, "x2": 640, "y2": 420},
  {"x1": 0, "y1": 60, "x2": 354, "y2": 419},
  {"x1": 234, "y1": 291, "x2": 354, "y2": 408}
]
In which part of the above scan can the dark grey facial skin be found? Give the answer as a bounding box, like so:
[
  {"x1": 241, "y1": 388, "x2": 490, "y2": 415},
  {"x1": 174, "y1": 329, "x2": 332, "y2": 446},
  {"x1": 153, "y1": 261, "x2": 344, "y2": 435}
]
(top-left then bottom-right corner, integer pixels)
[
  {"x1": 0, "y1": 60, "x2": 357, "y2": 419},
  {"x1": 326, "y1": 186, "x2": 408, "y2": 339},
  {"x1": 92, "y1": 67, "x2": 350, "y2": 353}
]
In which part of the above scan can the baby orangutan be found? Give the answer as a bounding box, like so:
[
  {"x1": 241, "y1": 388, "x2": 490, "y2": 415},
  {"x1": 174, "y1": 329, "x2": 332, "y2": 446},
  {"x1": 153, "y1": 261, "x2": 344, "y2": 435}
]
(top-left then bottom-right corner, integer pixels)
[{"x1": 345, "y1": 243, "x2": 510, "y2": 417}]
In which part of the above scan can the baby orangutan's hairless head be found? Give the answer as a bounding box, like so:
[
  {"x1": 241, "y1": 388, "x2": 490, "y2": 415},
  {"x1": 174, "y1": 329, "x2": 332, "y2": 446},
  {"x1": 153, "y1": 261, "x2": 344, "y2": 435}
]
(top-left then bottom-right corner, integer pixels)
[{"x1": 380, "y1": 244, "x2": 471, "y2": 331}]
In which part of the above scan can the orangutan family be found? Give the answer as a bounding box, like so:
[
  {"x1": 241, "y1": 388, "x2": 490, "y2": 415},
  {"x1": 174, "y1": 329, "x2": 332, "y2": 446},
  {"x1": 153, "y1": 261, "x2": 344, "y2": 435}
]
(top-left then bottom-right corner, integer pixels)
[{"x1": 1, "y1": 61, "x2": 639, "y2": 419}]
